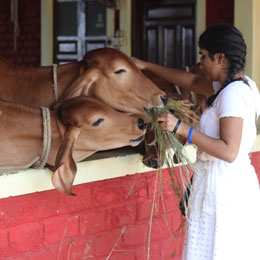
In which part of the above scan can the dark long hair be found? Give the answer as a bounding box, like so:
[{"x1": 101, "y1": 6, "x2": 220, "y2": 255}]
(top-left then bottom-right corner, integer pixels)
[{"x1": 199, "y1": 24, "x2": 247, "y2": 106}]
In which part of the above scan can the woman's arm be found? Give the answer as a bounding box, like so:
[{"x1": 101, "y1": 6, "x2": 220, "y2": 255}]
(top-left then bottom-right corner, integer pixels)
[
  {"x1": 156, "y1": 113, "x2": 243, "y2": 162},
  {"x1": 131, "y1": 58, "x2": 214, "y2": 97}
]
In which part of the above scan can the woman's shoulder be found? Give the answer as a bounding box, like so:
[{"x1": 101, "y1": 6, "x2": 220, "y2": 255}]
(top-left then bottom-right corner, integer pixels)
[
  {"x1": 221, "y1": 77, "x2": 256, "y2": 96},
  {"x1": 215, "y1": 76, "x2": 260, "y2": 117}
]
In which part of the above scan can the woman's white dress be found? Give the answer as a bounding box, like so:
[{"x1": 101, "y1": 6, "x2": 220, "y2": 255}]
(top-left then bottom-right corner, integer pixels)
[{"x1": 182, "y1": 77, "x2": 260, "y2": 260}]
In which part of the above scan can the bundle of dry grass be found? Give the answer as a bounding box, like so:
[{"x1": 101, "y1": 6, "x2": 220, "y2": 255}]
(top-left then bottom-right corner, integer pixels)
[{"x1": 144, "y1": 98, "x2": 200, "y2": 258}]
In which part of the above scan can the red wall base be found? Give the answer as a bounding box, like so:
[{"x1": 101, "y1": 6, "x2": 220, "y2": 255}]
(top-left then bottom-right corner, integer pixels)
[{"x1": 0, "y1": 151, "x2": 259, "y2": 260}]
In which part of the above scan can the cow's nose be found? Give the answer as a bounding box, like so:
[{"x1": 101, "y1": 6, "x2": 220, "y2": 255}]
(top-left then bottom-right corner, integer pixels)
[
  {"x1": 138, "y1": 118, "x2": 146, "y2": 130},
  {"x1": 161, "y1": 95, "x2": 168, "y2": 106}
]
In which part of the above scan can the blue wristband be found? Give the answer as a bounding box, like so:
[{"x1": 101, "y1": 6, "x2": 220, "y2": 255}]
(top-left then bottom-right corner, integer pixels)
[{"x1": 188, "y1": 127, "x2": 195, "y2": 144}]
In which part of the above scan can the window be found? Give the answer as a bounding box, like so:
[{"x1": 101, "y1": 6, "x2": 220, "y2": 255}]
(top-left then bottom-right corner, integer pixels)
[{"x1": 54, "y1": 0, "x2": 107, "y2": 64}]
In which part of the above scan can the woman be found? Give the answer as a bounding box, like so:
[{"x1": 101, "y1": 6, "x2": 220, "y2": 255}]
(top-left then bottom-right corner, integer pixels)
[{"x1": 132, "y1": 24, "x2": 260, "y2": 259}]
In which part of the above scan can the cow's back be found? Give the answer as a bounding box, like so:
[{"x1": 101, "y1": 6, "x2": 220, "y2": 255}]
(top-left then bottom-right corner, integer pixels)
[{"x1": 0, "y1": 57, "x2": 81, "y2": 107}]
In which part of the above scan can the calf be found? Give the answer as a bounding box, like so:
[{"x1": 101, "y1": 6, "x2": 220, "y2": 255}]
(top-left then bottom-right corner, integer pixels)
[
  {"x1": 0, "y1": 48, "x2": 167, "y2": 119},
  {"x1": 0, "y1": 96, "x2": 146, "y2": 195}
]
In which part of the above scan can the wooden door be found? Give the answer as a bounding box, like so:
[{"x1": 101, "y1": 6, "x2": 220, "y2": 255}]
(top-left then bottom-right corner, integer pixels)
[
  {"x1": 132, "y1": 0, "x2": 197, "y2": 69},
  {"x1": 54, "y1": 0, "x2": 107, "y2": 64}
]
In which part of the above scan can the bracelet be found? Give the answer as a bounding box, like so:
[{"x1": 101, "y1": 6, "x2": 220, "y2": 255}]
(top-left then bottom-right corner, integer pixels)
[
  {"x1": 172, "y1": 119, "x2": 181, "y2": 135},
  {"x1": 188, "y1": 126, "x2": 195, "y2": 144}
]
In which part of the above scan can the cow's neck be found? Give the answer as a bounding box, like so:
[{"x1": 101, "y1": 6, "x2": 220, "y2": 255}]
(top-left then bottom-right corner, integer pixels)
[
  {"x1": 56, "y1": 61, "x2": 82, "y2": 99},
  {"x1": 0, "y1": 102, "x2": 44, "y2": 170}
]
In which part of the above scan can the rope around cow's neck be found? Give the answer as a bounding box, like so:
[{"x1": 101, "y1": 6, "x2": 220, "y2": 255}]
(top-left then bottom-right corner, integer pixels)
[
  {"x1": 32, "y1": 107, "x2": 51, "y2": 169},
  {"x1": 31, "y1": 64, "x2": 56, "y2": 168},
  {"x1": 52, "y1": 64, "x2": 59, "y2": 102}
]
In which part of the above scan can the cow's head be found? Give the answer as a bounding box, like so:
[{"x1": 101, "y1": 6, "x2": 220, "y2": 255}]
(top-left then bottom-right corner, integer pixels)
[
  {"x1": 52, "y1": 96, "x2": 146, "y2": 196},
  {"x1": 58, "y1": 48, "x2": 167, "y2": 121}
]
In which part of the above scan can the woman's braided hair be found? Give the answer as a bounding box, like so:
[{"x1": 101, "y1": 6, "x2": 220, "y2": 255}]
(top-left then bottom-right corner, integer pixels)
[{"x1": 198, "y1": 24, "x2": 247, "y2": 106}]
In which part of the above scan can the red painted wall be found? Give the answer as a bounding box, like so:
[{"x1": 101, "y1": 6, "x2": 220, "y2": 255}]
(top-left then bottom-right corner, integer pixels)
[
  {"x1": 206, "y1": 0, "x2": 234, "y2": 28},
  {"x1": 0, "y1": 0, "x2": 40, "y2": 66},
  {"x1": 0, "y1": 151, "x2": 259, "y2": 260}
]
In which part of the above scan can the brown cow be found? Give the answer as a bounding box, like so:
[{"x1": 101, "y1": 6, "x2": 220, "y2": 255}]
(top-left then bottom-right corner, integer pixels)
[
  {"x1": 0, "y1": 48, "x2": 167, "y2": 119},
  {"x1": 0, "y1": 96, "x2": 146, "y2": 195}
]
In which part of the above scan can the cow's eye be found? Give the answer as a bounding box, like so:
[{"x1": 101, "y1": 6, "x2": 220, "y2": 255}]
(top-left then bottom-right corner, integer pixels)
[
  {"x1": 92, "y1": 118, "x2": 104, "y2": 126},
  {"x1": 115, "y1": 69, "x2": 126, "y2": 74}
]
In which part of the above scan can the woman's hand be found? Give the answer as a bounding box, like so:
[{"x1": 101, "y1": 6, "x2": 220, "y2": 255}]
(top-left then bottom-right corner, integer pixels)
[
  {"x1": 156, "y1": 113, "x2": 180, "y2": 133},
  {"x1": 131, "y1": 57, "x2": 148, "y2": 70}
]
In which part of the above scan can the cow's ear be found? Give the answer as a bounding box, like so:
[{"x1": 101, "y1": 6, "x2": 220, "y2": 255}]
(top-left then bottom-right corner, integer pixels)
[
  {"x1": 52, "y1": 126, "x2": 80, "y2": 196},
  {"x1": 58, "y1": 68, "x2": 99, "y2": 104}
]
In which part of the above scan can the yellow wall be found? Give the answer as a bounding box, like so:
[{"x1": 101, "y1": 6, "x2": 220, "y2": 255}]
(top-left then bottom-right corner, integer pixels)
[
  {"x1": 119, "y1": 0, "x2": 131, "y2": 55},
  {"x1": 234, "y1": 0, "x2": 260, "y2": 90},
  {"x1": 252, "y1": 0, "x2": 260, "y2": 88},
  {"x1": 234, "y1": 0, "x2": 253, "y2": 78},
  {"x1": 106, "y1": 8, "x2": 114, "y2": 41},
  {"x1": 196, "y1": 0, "x2": 206, "y2": 61},
  {"x1": 41, "y1": 0, "x2": 53, "y2": 66}
]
